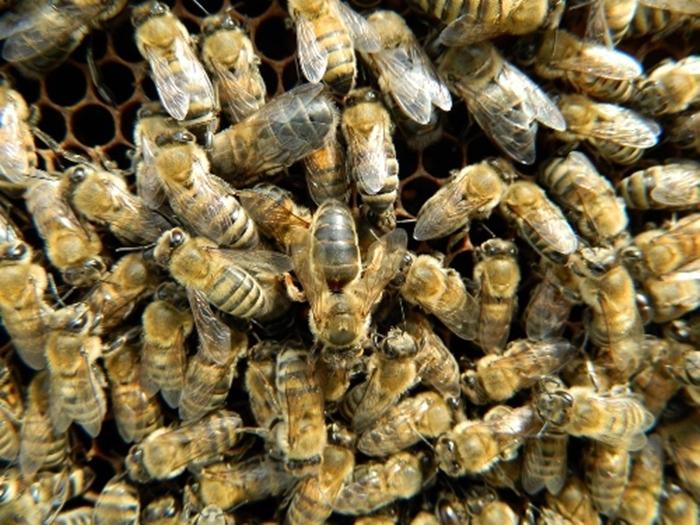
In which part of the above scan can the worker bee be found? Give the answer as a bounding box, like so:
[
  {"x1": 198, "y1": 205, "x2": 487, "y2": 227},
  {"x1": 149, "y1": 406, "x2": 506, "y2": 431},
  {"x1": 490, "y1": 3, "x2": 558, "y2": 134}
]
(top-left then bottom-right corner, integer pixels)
[
  {"x1": 0, "y1": 240, "x2": 52, "y2": 370},
  {"x1": 152, "y1": 129, "x2": 259, "y2": 249},
  {"x1": 534, "y1": 380, "x2": 655, "y2": 450},
  {"x1": 518, "y1": 29, "x2": 642, "y2": 104},
  {"x1": 436, "y1": 405, "x2": 541, "y2": 476},
  {"x1": 87, "y1": 253, "x2": 159, "y2": 334},
  {"x1": 357, "y1": 391, "x2": 452, "y2": 457},
  {"x1": 132, "y1": 1, "x2": 218, "y2": 143},
  {"x1": 303, "y1": 111, "x2": 350, "y2": 207},
  {"x1": 237, "y1": 184, "x2": 312, "y2": 252},
  {"x1": 465, "y1": 489, "x2": 519, "y2": 525},
  {"x1": 554, "y1": 93, "x2": 661, "y2": 165},
  {"x1": 290, "y1": 200, "x2": 407, "y2": 353},
  {"x1": 462, "y1": 339, "x2": 576, "y2": 404},
  {"x1": 196, "y1": 456, "x2": 294, "y2": 511},
  {"x1": 0, "y1": 78, "x2": 37, "y2": 185},
  {"x1": 628, "y1": 1, "x2": 700, "y2": 38},
  {"x1": 141, "y1": 283, "x2": 193, "y2": 408},
  {"x1": 45, "y1": 302, "x2": 107, "y2": 437},
  {"x1": 399, "y1": 253, "x2": 478, "y2": 341},
  {"x1": 413, "y1": 159, "x2": 511, "y2": 241},
  {"x1": 93, "y1": 478, "x2": 140, "y2": 525},
  {"x1": 523, "y1": 260, "x2": 578, "y2": 341},
  {"x1": 660, "y1": 483, "x2": 699, "y2": 525},
  {"x1": 125, "y1": 410, "x2": 243, "y2": 482},
  {"x1": 522, "y1": 429, "x2": 569, "y2": 496},
  {"x1": 55, "y1": 507, "x2": 95, "y2": 525},
  {"x1": 286, "y1": 443, "x2": 355, "y2": 525},
  {"x1": 66, "y1": 163, "x2": 171, "y2": 245},
  {"x1": 200, "y1": 11, "x2": 266, "y2": 125},
  {"x1": 361, "y1": 10, "x2": 451, "y2": 126},
  {"x1": 617, "y1": 434, "x2": 664, "y2": 525},
  {"x1": 141, "y1": 496, "x2": 183, "y2": 525},
  {"x1": 618, "y1": 160, "x2": 700, "y2": 211},
  {"x1": 25, "y1": 176, "x2": 106, "y2": 286},
  {"x1": 341, "y1": 88, "x2": 399, "y2": 233},
  {"x1": 668, "y1": 110, "x2": 700, "y2": 154},
  {"x1": 541, "y1": 475, "x2": 601, "y2": 525},
  {"x1": 0, "y1": 358, "x2": 21, "y2": 463},
  {"x1": 209, "y1": 83, "x2": 336, "y2": 184},
  {"x1": 154, "y1": 228, "x2": 293, "y2": 324},
  {"x1": 499, "y1": 180, "x2": 578, "y2": 264},
  {"x1": 103, "y1": 340, "x2": 163, "y2": 444},
  {"x1": 18, "y1": 372, "x2": 68, "y2": 480},
  {"x1": 275, "y1": 344, "x2": 326, "y2": 475},
  {"x1": 634, "y1": 56, "x2": 700, "y2": 116},
  {"x1": 244, "y1": 341, "x2": 280, "y2": 433},
  {"x1": 541, "y1": 151, "x2": 629, "y2": 245},
  {"x1": 438, "y1": 41, "x2": 565, "y2": 165},
  {"x1": 190, "y1": 505, "x2": 235, "y2": 525},
  {"x1": 289, "y1": 0, "x2": 380, "y2": 95},
  {"x1": 583, "y1": 441, "x2": 631, "y2": 515},
  {"x1": 333, "y1": 452, "x2": 424, "y2": 515},
  {"x1": 473, "y1": 238, "x2": 520, "y2": 353},
  {"x1": 342, "y1": 329, "x2": 419, "y2": 431},
  {"x1": 0, "y1": 0, "x2": 127, "y2": 76},
  {"x1": 658, "y1": 410, "x2": 700, "y2": 501},
  {"x1": 631, "y1": 337, "x2": 684, "y2": 416}
]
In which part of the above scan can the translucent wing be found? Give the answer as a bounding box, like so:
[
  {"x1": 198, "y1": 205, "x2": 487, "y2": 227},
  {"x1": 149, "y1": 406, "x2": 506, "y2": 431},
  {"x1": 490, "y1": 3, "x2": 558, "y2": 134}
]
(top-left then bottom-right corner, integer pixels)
[
  {"x1": 583, "y1": 104, "x2": 661, "y2": 147},
  {"x1": 334, "y1": 0, "x2": 380, "y2": 52},
  {"x1": 211, "y1": 247, "x2": 293, "y2": 276},
  {"x1": 188, "y1": 288, "x2": 232, "y2": 366},
  {"x1": 346, "y1": 123, "x2": 387, "y2": 194},
  {"x1": 649, "y1": 162, "x2": 700, "y2": 207},
  {"x1": 143, "y1": 39, "x2": 190, "y2": 121},
  {"x1": 289, "y1": 225, "x2": 327, "y2": 322},
  {"x1": 295, "y1": 14, "x2": 328, "y2": 84},
  {"x1": 639, "y1": 0, "x2": 700, "y2": 14},
  {"x1": 501, "y1": 62, "x2": 566, "y2": 131},
  {"x1": 0, "y1": 99, "x2": 31, "y2": 184},
  {"x1": 584, "y1": 0, "x2": 614, "y2": 46},
  {"x1": 439, "y1": 16, "x2": 512, "y2": 47},
  {"x1": 521, "y1": 207, "x2": 579, "y2": 257},
  {"x1": 210, "y1": 54, "x2": 265, "y2": 123},
  {"x1": 136, "y1": 133, "x2": 168, "y2": 210},
  {"x1": 550, "y1": 42, "x2": 642, "y2": 79},
  {"x1": 175, "y1": 35, "x2": 216, "y2": 109}
]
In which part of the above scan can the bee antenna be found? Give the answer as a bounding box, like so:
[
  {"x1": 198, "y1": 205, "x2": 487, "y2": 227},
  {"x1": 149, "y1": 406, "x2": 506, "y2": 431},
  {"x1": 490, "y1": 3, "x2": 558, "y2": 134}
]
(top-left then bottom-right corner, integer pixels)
[
  {"x1": 116, "y1": 243, "x2": 154, "y2": 253},
  {"x1": 47, "y1": 273, "x2": 67, "y2": 308},
  {"x1": 190, "y1": 0, "x2": 212, "y2": 16}
]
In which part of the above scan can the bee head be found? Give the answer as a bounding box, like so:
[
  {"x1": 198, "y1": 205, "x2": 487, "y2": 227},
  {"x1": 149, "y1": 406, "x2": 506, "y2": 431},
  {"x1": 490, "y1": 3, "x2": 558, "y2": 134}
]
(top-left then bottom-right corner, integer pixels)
[
  {"x1": 436, "y1": 434, "x2": 462, "y2": 477},
  {"x1": 476, "y1": 238, "x2": 517, "y2": 261},
  {"x1": 201, "y1": 11, "x2": 239, "y2": 35},
  {"x1": 345, "y1": 88, "x2": 380, "y2": 107},
  {"x1": 64, "y1": 257, "x2": 107, "y2": 286},
  {"x1": 155, "y1": 129, "x2": 196, "y2": 147},
  {"x1": 131, "y1": 1, "x2": 169, "y2": 27},
  {"x1": 67, "y1": 164, "x2": 93, "y2": 186},
  {"x1": 154, "y1": 228, "x2": 187, "y2": 266},
  {"x1": 0, "y1": 241, "x2": 29, "y2": 263}
]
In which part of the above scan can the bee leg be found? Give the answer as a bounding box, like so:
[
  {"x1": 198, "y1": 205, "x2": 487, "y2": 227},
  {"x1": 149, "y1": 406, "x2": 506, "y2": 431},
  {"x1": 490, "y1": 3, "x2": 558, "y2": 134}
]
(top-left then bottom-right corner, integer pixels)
[{"x1": 87, "y1": 35, "x2": 118, "y2": 107}]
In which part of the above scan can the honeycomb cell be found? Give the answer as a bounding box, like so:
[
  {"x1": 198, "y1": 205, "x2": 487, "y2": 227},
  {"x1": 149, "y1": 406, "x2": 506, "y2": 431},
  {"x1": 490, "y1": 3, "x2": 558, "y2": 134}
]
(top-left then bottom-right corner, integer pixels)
[
  {"x1": 282, "y1": 59, "x2": 301, "y2": 91},
  {"x1": 422, "y1": 136, "x2": 464, "y2": 177},
  {"x1": 396, "y1": 139, "x2": 419, "y2": 177},
  {"x1": 400, "y1": 175, "x2": 440, "y2": 217},
  {"x1": 111, "y1": 21, "x2": 144, "y2": 63},
  {"x1": 73, "y1": 31, "x2": 109, "y2": 64},
  {"x1": 45, "y1": 62, "x2": 87, "y2": 107},
  {"x1": 106, "y1": 143, "x2": 134, "y2": 170},
  {"x1": 255, "y1": 16, "x2": 297, "y2": 61},
  {"x1": 97, "y1": 61, "x2": 136, "y2": 104},
  {"x1": 260, "y1": 61, "x2": 279, "y2": 95},
  {"x1": 37, "y1": 104, "x2": 67, "y2": 144},
  {"x1": 182, "y1": 0, "x2": 224, "y2": 17},
  {"x1": 234, "y1": 0, "x2": 273, "y2": 17},
  {"x1": 120, "y1": 103, "x2": 141, "y2": 144},
  {"x1": 71, "y1": 104, "x2": 115, "y2": 146},
  {"x1": 7, "y1": 68, "x2": 41, "y2": 104},
  {"x1": 140, "y1": 75, "x2": 160, "y2": 102}
]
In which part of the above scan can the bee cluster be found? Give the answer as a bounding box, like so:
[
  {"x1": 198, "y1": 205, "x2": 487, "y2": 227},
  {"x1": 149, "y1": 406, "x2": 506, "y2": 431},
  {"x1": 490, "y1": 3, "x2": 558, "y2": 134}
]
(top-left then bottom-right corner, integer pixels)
[{"x1": 0, "y1": 0, "x2": 699, "y2": 523}]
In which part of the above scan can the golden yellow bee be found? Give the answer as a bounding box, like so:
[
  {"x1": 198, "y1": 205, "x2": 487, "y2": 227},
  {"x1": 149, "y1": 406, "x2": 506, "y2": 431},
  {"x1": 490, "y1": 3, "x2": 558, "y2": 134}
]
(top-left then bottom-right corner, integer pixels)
[
  {"x1": 0, "y1": 358, "x2": 21, "y2": 463},
  {"x1": 669, "y1": 110, "x2": 700, "y2": 154},
  {"x1": 303, "y1": 111, "x2": 349, "y2": 207},
  {"x1": 522, "y1": 429, "x2": 569, "y2": 496},
  {"x1": 93, "y1": 478, "x2": 140, "y2": 525},
  {"x1": 541, "y1": 475, "x2": 601, "y2": 525},
  {"x1": 658, "y1": 409, "x2": 700, "y2": 501},
  {"x1": 0, "y1": 79, "x2": 37, "y2": 185},
  {"x1": 583, "y1": 441, "x2": 631, "y2": 516},
  {"x1": 618, "y1": 160, "x2": 700, "y2": 211},
  {"x1": 631, "y1": 337, "x2": 684, "y2": 416},
  {"x1": 634, "y1": 56, "x2": 700, "y2": 115},
  {"x1": 660, "y1": 483, "x2": 699, "y2": 525},
  {"x1": 617, "y1": 434, "x2": 664, "y2": 525},
  {"x1": 523, "y1": 260, "x2": 578, "y2": 341},
  {"x1": 141, "y1": 496, "x2": 182, "y2": 525}
]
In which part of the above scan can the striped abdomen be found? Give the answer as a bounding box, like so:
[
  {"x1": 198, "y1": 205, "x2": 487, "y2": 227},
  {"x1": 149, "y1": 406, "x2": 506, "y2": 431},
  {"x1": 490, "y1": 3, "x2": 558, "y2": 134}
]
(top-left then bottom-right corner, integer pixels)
[
  {"x1": 94, "y1": 481, "x2": 140, "y2": 525},
  {"x1": 584, "y1": 443, "x2": 630, "y2": 516},
  {"x1": 571, "y1": 74, "x2": 635, "y2": 103},
  {"x1": 313, "y1": 14, "x2": 355, "y2": 95},
  {"x1": 522, "y1": 432, "x2": 568, "y2": 495},
  {"x1": 304, "y1": 138, "x2": 350, "y2": 205},
  {"x1": 359, "y1": 139, "x2": 398, "y2": 234},
  {"x1": 50, "y1": 363, "x2": 107, "y2": 437},
  {"x1": 111, "y1": 383, "x2": 162, "y2": 443},
  {"x1": 179, "y1": 352, "x2": 236, "y2": 422},
  {"x1": 411, "y1": 0, "x2": 464, "y2": 24},
  {"x1": 3, "y1": 302, "x2": 49, "y2": 370},
  {"x1": 628, "y1": 6, "x2": 688, "y2": 38},
  {"x1": 207, "y1": 265, "x2": 267, "y2": 319},
  {"x1": 311, "y1": 201, "x2": 360, "y2": 290}
]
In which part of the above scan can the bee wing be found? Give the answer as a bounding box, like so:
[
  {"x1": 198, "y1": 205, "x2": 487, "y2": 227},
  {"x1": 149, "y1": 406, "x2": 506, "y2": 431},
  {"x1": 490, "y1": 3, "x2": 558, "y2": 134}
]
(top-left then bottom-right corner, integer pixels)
[
  {"x1": 295, "y1": 14, "x2": 329, "y2": 84},
  {"x1": 501, "y1": 62, "x2": 566, "y2": 131},
  {"x1": 356, "y1": 228, "x2": 408, "y2": 314},
  {"x1": 214, "y1": 247, "x2": 293, "y2": 277},
  {"x1": 522, "y1": 432, "x2": 568, "y2": 495},
  {"x1": 136, "y1": 134, "x2": 168, "y2": 210},
  {"x1": 0, "y1": 99, "x2": 31, "y2": 184},
  {"x1": 648, "y1": 163, "x2": 700, "y2": 208},
  {"x1": 500, "y1": 340, "x2": 576, "y2": 380},
  {"x1": 210, "y1": 56, "x2": 265, "y2": 123},
  {"x1": 144, "y1": 44, "x2": 190, "y2": 120},
  {"x1": 521, "y1": 205, "x2": 579, "y2": 257},
  {"x1": 438, "y1": 16, "x2": 513, "y2": 47},
  {"x1": 177, "y1": 37, "x2": 216, "y2": 108},
  {"x1": 333, "y1": 0, "x2": 380, "y2": 52},
  {"x1": 638, "y1": 0, "x2": 700, "y2": 14},
  {"x1": 550, "y1": 43, "x2": 642, "y2": 80},
  {"x1": 18, "y1": 414, "x2": 55, "y2": 480},
  {"x1": 346, "y1": 123, "x2": 387, "y2": 195},
  {"x1": 187, "y1": 288, "x2": 232, "y2": 366},
  {"x1": 289, "y1": 226, "x2": 326, "y2": 321},
  {"x1": 178, "y1": 358, "x2": 222, "y2": 423},
  {"x1": 585, "y1": 0, "x2": 614, "y2": 47},
  {"x1": 582, "y1": 104, "x2": 661, "y2": 147}
]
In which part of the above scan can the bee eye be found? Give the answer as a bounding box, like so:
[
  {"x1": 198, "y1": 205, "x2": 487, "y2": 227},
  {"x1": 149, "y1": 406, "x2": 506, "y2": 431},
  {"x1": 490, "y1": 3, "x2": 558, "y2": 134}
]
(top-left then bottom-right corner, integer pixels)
[
  {"x1": 174, "y1": 130, "x2": 194, "y2": 143},
  {"x1": 164, "y1": 506, "x2": 176, "y2": 518},
  {"x1": 5, "y1": 242, "x2": 27, "y2": 260},
  {"x1": 85, "y1": 258, "x2": 106, "y2": 273},
  {"x1": 153, "y1": 2, "x2": 168, "y2": 15},
  {"x1": 69, "y1": 312, "x2": 89, "y2": 331},
  {"x1": 70, "y1": 166, "x2": 87, "y2": 183},
  {"x1": 170, "y1": 230, "x2": 185, "y2": 248}
]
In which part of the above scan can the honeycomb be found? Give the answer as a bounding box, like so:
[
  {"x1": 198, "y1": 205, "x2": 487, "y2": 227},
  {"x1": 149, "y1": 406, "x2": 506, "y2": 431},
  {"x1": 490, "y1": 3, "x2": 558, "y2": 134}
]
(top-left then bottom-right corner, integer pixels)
[{"x1": 0, "y1": 0, "x2": 698, "y2": 523}]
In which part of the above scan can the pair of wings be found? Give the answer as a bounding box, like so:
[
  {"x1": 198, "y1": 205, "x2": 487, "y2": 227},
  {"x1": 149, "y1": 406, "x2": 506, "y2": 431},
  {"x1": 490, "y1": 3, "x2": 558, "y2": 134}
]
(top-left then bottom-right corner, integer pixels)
[
  {"x1": 521, "y1": 431, "x2": 568, "y2": 496},
  {"x1": 483, "y1": 340, "x2": 576, "y2": 384},
  {"x1": 578, "y1": 392, "x2": 654, "y2": 450},
  {"x1": 0, "y1": 95, "x2": 34, "y2": 185},
  {"x1": 295, "y1": 0, "x2": 380, "y2": 84},
  {"x1": 437, "y1": 0, "x2": 532, "y2": 46},
  {"x1": 632, "y1": 162, "x2": 700, "y2": 209}
]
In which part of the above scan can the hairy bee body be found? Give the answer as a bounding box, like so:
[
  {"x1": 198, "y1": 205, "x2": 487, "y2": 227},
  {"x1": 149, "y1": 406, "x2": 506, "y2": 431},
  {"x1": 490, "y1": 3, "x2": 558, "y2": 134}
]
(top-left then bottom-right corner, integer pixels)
[
  {"x1": 669, "y1": 111, "x2": 700, "y2": 153},
  {"x1": 93, "y1": 479, "x2": 140, "y2": 525},
  {"x1": 660, "y1": 484, "x2": 699, "y2": 525},
  {"x1": 522, "y1": 430, "x2": 568, "y2": 495},
  {"x1": 523, "y1": 261, "x2": 577, "y2": 341},
  {"x1": 618, "y1": 161, "x2": 700, "y2": 211},
  {"x1": 312, "y1": 200, "x2": 361, "y2": 290},
  {"x1": 584, "y1": 442, "x2": 631, "y2": 515},
  {"x1": 0, "y1": 359, "x2": 21, "y2": 462},
  {"x1": 617, "y1": 434, "x2": 664, "y2": 525},
  {"x1": 0, "y1": 81, "x2": 37, "y2": 185}
]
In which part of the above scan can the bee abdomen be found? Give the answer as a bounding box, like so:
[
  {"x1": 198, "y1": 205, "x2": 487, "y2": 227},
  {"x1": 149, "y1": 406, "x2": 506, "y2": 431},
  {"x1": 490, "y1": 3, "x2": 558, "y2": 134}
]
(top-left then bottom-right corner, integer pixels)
[
  {"x1": 316, "y1": 23, "x2": 355, "y2": 95},
  {"x1": 414, "y1": 0, "x2": 464, "y2": 24},
  {"x1": 220, "y1": 200, "x2": 259, "y2": 249},
  {"x1": 305, "y1": 142, "x2": 349, "y2": 205},
  {"x1": 571, "y1": 75, "x2": 635, "y2": 103},
  {"x1": 313, "y1": 201, "x2": 360, "y2": 289},
  {"x1": 0, "y1": 411, "x2": 18, "y2": 460},
  {"x1": 211, "y1": 266, "x2": 266, "y2": 319},
  {"x1": 286, "y1": 484, "x2": 331, "y2": 525}
]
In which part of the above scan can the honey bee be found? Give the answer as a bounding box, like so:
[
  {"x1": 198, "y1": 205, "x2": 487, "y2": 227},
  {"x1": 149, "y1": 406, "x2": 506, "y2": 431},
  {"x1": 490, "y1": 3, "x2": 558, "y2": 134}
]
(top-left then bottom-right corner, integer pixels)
[
  {"x1": 438, "y1": 42, "x2": 565, "y2": 165},
  {"x1": 0, "y1": 0, "x2": 127, "y2": 76},
  {"x1": 658, "y1": 409, "x2": 700, "y2": 500},
  {"x1": 25, "y1": 176, "x2": 106, "y2": 286},
  {"x1": 343, "y1": 331, "x2": 418, "y2": 431},
  {"x1": 518, "y1": 29, "x2": 642, "y2": 104},
  {"x1": 361, "y1": 10, "x2": 451, "y2": 125},
  {"x1": 191, "y1": 506, "x2": 235, "y2": 525},
  {"x1": 200, "y1": 11, "x2": 266, "y2": 124},
  {"x1": 341, "y1": 88, "x2": 399, "y2": 233},
  {"x1": 290, "y1": 201, "x2": 407, "y2": 352},
  {"x1": 333, "y1": 452, "x2": 424, "y2": 515},
  {"x1": 0, "y1": 358, "x2": 21, "y2": 463},
  {"x1": 569, "y1": 247, "x2": 644, "y2": 379},
  {"x1": 87, "y1": 253, "x2": 159, "y2": 334},
  {"x1": 534, "y1": 380, "x2": 655, "y2": 450},
  {"x1": 399, "y1": 253, "x2": 478, "y2": 341},
  {"x1": 141, "y1": 496, "x2": 183, "y2": 525},
  {"x1": 628, "y1": 1, "x2": 700, "y2": 38},
  {"x1": 132, "y1": 1, "x2": 218, "y2": 143},
  {"x1": 583, "y1": 441, "x2": 631, "y2": 515},
  {"x1": 26, "y1": 466, "x2": 96, "y2": 524},
  {"x1": 660, "y1": 483, "x2": 699, "y2": 525},
  {"x1": 631, "y1": 337, "x2": 684, "y2": 416},
  {"x1": 523, "y1": 260, "x2": 578, "y2": 342},
  {"x1": 244, "y1": 341, "x2": 280, "y2": 433},
  {"x1": 196, "y1": 456, "x2": 294, "y2": 511},
  {"x1": 521, "y1": 428, "x2": 569, "y2": 496},
  {"x1": 209, "y1": 83, "x2": 336, "y2": 184},
  {"x1": 18, "y1": 372, "x2": 68, "y2": 480},
  {"x1": 541, "y1": 475, "x2": 601, "y2": 525},
  {"x1": 289, "y1": 0, "x2": 380, "y2": 94},
  {"x1": 357, "y1": 391, "x2": 452, "y2": 457},
  {"x1": 66, "y1": 163, "x2": 172, "y2": 245},
  {"x1": 541, "y1": 151, "x2": 629, "y2": 245},
  {"x1": 618, "y1": 161, "x2": 700, "y2": 211},
  {"x1": 473, "y1": 238, "x2": 520, "y2": 352},
  {"x1": 413, "y1": 159, "x2": 511, "y2": 241},
  {"x1": 45, "y1": 302, "x2": 107, "y2": 437},
  {"x1": 140, "y1": 283, "x2": 193, "y2": 409},
  {"x1": 152, "y1": 129, "x2": 259, "y2": 249},
  {"x1": 464, "y1": 489, "x2": 519, "y2": 525},
  {"x1": 0, "y1": 205, "x2": 22, "y2": 245},
  {"x1": 462, "y1": 339, "x2": 576, "y2": 404},
  {"x1": 0, "y1": 240, "x2": 52, "y2": 370},
  {"x1": 436, "y1": 405, "x2": 541, "y2": 476},
  {"x1": 634, "y1": 56, "x2": 700, "y2": 116},
  {"x1": 125, "y1": 410, "x2": 243, "y2": 482},
  {"x1": 275, "y1": 344, "x2": 326, "y2": 475},
  {"x1": 303, "y1": 112, "x2": 350, "y2": 207},
  {"x1": 154, "y1": 228, "x2": 293, "y2": 324},
  {"x1": 617, "y1": 434, "x2": 664, "y2": 525},
  {"x1": 0, "y1": 78, "x2": 37, "y2": 185},
  {"x1": 554, "y1": 93, "x2": 661, "y2": 165},
  {"x1": 286, "y1": 443, "x2": 356, "y2": 525},
  {"x1": 93, "y1": 478, "x2": 140, "y2": 525},
  {"x1": 668, "y1": 110, "x2": 700, "y2": 154},
  {"x1": 642, "y1": 270, "x2": 700, "y2": 323},
  {"x1": 405, "y1": 313, "x2": 460, "y2": 404},
  {"x1": 103, "y1": 341, "x2": 163, "y2": 444},
  {"x1": 499, "y1": 181, "x2": 578, "y2": 264},
  {"x1": 237, "y1": 184, "x2": 312, "y2": 252},
  {"x1": 55, "y1": 507, "x2": 95, "y2": 525}
]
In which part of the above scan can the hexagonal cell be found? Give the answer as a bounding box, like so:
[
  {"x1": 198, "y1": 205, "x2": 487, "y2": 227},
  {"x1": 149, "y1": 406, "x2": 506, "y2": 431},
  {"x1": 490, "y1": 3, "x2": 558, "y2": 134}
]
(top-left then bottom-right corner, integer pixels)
[
  {"x1": 182, "y1": 0, "x2": 224, "y2": 17},
  {"x1": 119, "y1": 102, "x2": 141, "y2": 145},
  {"x1": 421, "y1": 135, "x2": 464, "y2": 177},
  {"x1": 37, "y1": 104, "x2": 67, "y2": 144},
  {"x1": 111, "y1": 20, "x2": 144, "y2": 63},
  {"x1": 96, "y1": 61, "x2": 136, "y2": 105},
  {"x1": 71, "y1": 104, "x2": 116, "y2": 147},
  {"x1": 234, "y1": 0, "x2": 274, "y2": 18},
  {"x1": 255, "y1": 16, "x2": 297, "y2": 61},
  {"x1": 45, "y1": 62, "x2": 87, "y2": 107},
  {"x1": 400, "y1": 174, "x2": 440, "y2": 217},
  {"x1": 259, "y1": 60, "x2": 279, "y2": 95}
]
